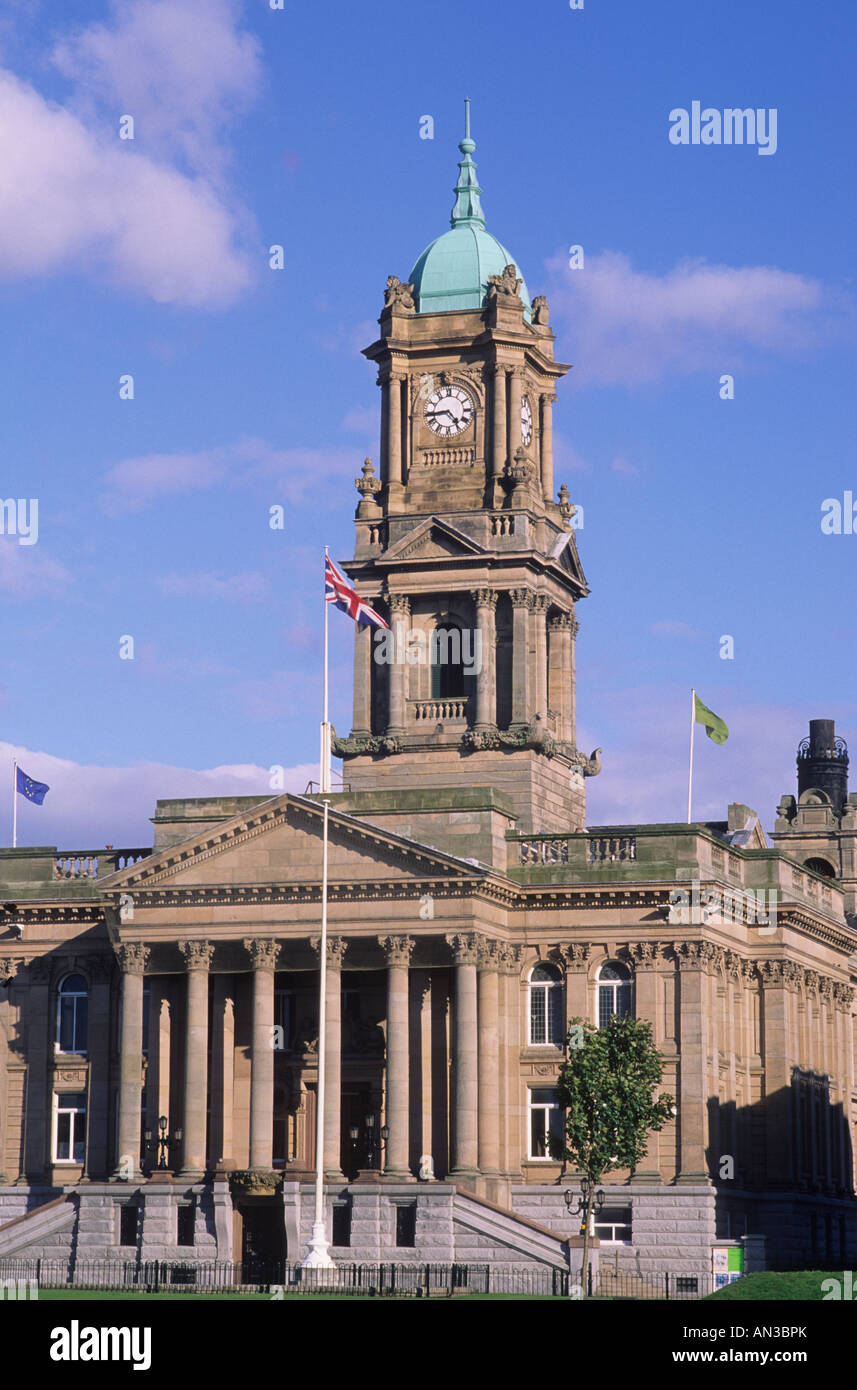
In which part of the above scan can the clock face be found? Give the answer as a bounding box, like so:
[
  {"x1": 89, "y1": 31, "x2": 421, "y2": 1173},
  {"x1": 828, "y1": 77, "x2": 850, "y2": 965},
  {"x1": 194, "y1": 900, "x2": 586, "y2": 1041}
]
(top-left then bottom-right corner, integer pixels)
[
  {"x1": 424, "y1": 385, "x2": 474, "y2": 437},
  {"x1": 521, "y1": 396, "x2": 533, "y2": 446}
]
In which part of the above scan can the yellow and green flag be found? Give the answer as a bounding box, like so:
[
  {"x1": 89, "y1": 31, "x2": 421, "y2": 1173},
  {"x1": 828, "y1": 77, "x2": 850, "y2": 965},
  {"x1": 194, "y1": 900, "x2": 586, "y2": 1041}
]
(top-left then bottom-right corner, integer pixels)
[{"x1": 694, "y1": 693, "x2": 728, "y2": 745}]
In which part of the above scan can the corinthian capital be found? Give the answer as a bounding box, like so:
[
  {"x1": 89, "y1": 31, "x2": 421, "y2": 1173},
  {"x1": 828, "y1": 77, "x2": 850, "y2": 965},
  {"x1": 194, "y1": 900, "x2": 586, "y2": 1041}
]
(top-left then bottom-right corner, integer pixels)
[
  {"x1": 310, "y1": 935, "x2": 347, "y2": 968},
  {"x1": 470, "y1": 588, "x2": 498, "y2": 611},
  {"x1": 244, "y1": 938, "x2": 281, "y2": 971},
  {"x1": 446, "y1": 932, "x2": 480, "y2": 966},
  {"x1": 179, "y1": 940, "x2": 214, "y2": 971},
  {"x1": 378, "y1": 935, "x2": 415, "y2": 966},
  {"x1": 117, "y1": 943, "x2": 150, "y2": 976},
  {"x1": 549, "y1": 943, "x2": 591, "y2": 974}
]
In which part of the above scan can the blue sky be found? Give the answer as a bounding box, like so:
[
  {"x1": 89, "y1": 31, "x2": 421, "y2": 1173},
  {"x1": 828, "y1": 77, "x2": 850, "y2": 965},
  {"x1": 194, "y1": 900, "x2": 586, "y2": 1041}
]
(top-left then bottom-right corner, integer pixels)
[{"x1": 1, "y1": 0, "x2": 856, "y2": 848}]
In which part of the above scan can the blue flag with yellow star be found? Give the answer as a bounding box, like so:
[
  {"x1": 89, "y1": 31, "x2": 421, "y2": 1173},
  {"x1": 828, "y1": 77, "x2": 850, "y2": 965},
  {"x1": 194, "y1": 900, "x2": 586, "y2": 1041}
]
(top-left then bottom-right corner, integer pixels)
[{"x1": 16, "y1": 766, "x2": 50, "y2": 804}]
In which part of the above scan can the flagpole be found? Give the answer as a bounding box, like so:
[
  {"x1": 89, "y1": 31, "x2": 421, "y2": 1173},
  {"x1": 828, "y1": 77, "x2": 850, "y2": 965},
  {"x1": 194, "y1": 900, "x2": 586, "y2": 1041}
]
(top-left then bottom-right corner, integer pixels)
[
  {"x1": 302, "y1": 553, "x2": 334, "y2": 1269},
  {"x1": 12, "y1": 758, "x2": 17, "y2": 849},
  {"x1": 687, "y1": 688, "x2": 695, "y2": 824},
  {"x1": 320, "y1": 547, "x2": 331, "y2": 795}
]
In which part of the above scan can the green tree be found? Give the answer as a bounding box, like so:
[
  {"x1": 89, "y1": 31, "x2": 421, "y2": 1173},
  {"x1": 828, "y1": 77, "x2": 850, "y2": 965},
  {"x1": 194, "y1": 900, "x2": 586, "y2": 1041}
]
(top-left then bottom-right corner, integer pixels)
[{"x1": 551, "y1": 1015, "x2": 674, "y2": 1296}]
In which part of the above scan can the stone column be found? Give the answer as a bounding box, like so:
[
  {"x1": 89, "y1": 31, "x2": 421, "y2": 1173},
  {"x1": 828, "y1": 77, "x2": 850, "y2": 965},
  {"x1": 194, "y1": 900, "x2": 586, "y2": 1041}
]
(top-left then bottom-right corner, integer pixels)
[
  {"x1": 388, "y1": 371, "x2": 403, "y2": 488},
  {"x1": 178, "y1": 940, "x2": 214, "y2": 1177},
  {"x1": 531, "y1": 594, "x2": 549, "y2": 722},
  {"x1": 386, "y1": 594, "x2": 410, "y2": 736},
  {"x1": 675, "y1": 942, "x2": 712, "y2": 1183},
  {"x1": 378, "y1": 373, "x2": 389, "y2": 485},
  {"x1": 114, "y1": 944, "x2": 149, "y2": 1179},
  {"x1": 498, "y1": 945, "x2": 524, "y2": 1181},
  {"x1": 352, "y1": 620, "x2": 373, "y2": 737},
  {"x1": 379, "y1": 936, "x2": 414, "y2": 1179},
  {"x1": 548, "y1": 612, "x2": 575, "y2": 744},
  {"x1": 629, "y1": 943, "x2": 663, "y2": 1182},
  {"x1": 470, "y1": 588, "x2": 497, "y2": 730},
  {"x1": 509, "y1": 589, "x2": 531, "y2": 729},
  {"x1": 477, "y1": 940, "x2": 501, "y2": 1187},
  {"x1": 492, "y1": 365, "x2": 507, "y2": 481},
  {"x1": 311, "y1": 935, "x2": 346, "y2": 1180},
  {"x1": 86, "y1": 957, "x2": 113, "y2": 1180},
  {"x1": 446, "y1": 933, "x2": 480, "y2": 1179},
  {"x1": 540, "y1": 392, "x2": 556, "y2": 503},
  {"x1": 22, "y1": 959, "x2": 51, "y2": 1180},
  {"x1": 508, "y1": 369, "x2": 522, "y2": 459},
  {"x1": 244, "y1": 939, "x2": 280, "y2": 1171},
  {"x1": 758, "y1": 960, "x2": 795, "y2": 1186}
]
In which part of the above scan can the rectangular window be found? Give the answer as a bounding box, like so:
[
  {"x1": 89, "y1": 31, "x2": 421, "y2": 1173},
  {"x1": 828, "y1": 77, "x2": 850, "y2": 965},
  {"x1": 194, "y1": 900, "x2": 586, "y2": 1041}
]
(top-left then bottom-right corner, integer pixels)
[
  {"x1": 119, "y1": 1204, "x2": 138, "y2": 1248},
  {"x1": 594, "y1": 1206, "x2": 632, "y2": 1243},
  {"x1": 177, "y1": 1204, "x2": 195, "y2": 1247},
  {"x1": 54, "y1": 1092, "x2": 87, "y2": 1163},
  {"x1": 530, "y1": 988, "x2": 546, "y2": 1044},
  {"x1": 331, "y1": 1202, "x2": 351, "y2": 1248},
  {"x1": 395, "y1": 1203, "x2": 417, "y2": 1248},
  {"x1": 58, "y1": 997, "x2": 88, "y2": 1054},
  {"x1": 528, "y1": 1088, "x2": 563, "y2": 1159}
]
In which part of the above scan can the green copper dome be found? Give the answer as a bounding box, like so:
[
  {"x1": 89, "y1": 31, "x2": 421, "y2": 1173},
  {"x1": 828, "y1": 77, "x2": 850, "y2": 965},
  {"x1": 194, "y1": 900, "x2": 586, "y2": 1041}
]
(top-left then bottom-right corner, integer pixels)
[{"x1": 409, "y1": 101, "x2": 531, "y2": 321}]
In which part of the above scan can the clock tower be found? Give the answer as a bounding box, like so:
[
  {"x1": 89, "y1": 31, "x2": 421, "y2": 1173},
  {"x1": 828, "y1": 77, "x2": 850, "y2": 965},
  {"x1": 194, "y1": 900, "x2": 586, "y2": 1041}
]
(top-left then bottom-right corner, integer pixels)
[{"x1": 333, "y1": 104, "x2": 600, "y2": 835}]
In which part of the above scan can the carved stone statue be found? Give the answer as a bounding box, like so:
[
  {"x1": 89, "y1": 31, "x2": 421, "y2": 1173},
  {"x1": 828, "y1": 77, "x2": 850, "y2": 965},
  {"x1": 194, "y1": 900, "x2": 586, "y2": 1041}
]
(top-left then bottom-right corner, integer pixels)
[
  {"x1": 532, "y1": 295, "x2": 550, "y2": 325},
  {"x1": 384, "y1": 275, "x2": 415, "y2": 310},
  {"x1": 485, "y1": 263, "x2": 522, "y2": 301}
]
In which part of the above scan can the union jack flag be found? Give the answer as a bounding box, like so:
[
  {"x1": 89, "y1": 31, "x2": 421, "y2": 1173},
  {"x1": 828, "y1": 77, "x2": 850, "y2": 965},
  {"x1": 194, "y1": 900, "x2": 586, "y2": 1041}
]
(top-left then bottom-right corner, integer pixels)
[{"x1": 325, "y1": 555, "x2": 389, "y2": 629}]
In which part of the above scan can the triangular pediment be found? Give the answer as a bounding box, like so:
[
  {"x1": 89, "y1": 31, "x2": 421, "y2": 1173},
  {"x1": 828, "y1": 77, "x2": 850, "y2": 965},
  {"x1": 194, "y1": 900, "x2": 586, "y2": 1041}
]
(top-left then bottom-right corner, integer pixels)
[
  {"x1": 381, "y1": 516, "x2": 486, "y2": 566},
  {"x1": 548, "y1": 530, "x2": 588, "y2": 593},
  {"x1": 98, "y1": 794, "x2": 482, "y2": 895}
]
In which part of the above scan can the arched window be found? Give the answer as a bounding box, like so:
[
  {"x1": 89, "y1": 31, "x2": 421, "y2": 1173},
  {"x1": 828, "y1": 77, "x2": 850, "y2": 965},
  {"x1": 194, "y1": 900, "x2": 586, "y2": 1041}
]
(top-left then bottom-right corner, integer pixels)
[
  {"x1": 804, "y1": 857, "x2": 836, "y2": 879},
  {"x1": 430, "y1": 625, "x2": 465, "y2": 699},
  {"x1": 56, "y1": 974, "x2": 88, "y2": 1053},
  {"x1": 597, "y1": 962, "x2": 632, "y2": 1028},
  {"x1": 529, "y1": 962, "x2": 563, "y2": 1045}
]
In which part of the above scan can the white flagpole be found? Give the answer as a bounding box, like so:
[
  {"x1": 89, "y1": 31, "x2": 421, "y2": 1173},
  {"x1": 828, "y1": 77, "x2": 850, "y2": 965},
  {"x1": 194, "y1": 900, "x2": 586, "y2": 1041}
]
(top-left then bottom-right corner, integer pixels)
[
  {"x1": 12, "y1": 758, "x2": 17, "y2": 849},
  {"x1": 687, "y1": 688, "x2": 696, "y2": 824},
  {"x1": 320, "y1": 547, "x2": 331, "y2": 794},
  {"x1": 302, "y1": 553, "x2": 334, "y2": 1269}
]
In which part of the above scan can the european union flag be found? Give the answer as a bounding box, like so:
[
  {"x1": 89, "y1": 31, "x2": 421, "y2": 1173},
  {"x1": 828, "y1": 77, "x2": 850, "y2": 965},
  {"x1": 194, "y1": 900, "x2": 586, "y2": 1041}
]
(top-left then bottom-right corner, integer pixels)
[{"x1": 16, "y1": 767, "x2": 49, "y2": 805}]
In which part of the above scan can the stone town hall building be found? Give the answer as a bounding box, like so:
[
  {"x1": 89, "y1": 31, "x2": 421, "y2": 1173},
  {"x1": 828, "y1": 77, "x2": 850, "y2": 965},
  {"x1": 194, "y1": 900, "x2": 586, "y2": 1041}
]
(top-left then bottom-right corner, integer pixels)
[{"x1": 1, "y1": 116, "x2": 856, "y2": 1282}]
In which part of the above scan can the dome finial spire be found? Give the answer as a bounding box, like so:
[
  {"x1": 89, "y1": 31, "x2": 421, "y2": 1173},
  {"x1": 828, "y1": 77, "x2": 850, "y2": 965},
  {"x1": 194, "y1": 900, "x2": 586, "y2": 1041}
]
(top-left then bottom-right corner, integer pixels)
[{"x1": 451, "y1": 97, "x2": 485, "y2": 229}]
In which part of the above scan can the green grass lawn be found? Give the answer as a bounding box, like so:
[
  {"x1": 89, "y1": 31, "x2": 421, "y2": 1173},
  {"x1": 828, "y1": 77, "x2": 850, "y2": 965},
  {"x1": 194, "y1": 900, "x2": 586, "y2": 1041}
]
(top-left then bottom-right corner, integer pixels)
[{"x1": 705, "y1": 1271, "x2": 846, "y2": 1301}]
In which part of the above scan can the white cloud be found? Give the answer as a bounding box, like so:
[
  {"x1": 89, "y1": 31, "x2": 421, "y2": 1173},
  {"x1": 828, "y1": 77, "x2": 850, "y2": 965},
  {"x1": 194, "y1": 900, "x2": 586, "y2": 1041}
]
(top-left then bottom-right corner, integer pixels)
[
  {"x1": 0, "y1": 2, "x2": 263, "y2": 306},
  {"x1": 0, "y1": 539, "x2": 73, "y2": 597},
  {"x1": 100, "y1": 437, "x2": 357, "y2": 514},
  {"x1": 580, "y1": 693, "x2": 848, "y2": 834},
  {"x1": 0, "y1": 70, "x2": 254, "y2": 306},
  {"x1": 0, "y1": 741, "x2": 317, "y2": 849},
  {"x1": 51, "y1": 0, "x2": 262, "y2": 181},
  {"x1": 156, "y1": 571, "x2": 268, "y2": 602},
  {"x1": 546, "y1": 251, "x2": 840, "y2": 387},
  {"x1": 649, "y1": 620, "x2": 702, "y2": 639}
]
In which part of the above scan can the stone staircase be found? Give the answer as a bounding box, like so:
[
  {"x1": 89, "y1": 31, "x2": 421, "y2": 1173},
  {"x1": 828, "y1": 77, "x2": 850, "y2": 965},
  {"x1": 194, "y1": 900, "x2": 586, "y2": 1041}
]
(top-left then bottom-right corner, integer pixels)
[
  {"x1": 452, "y1": 1187, "x2": 567, "y2": 1268},
  {"x1": 0, "y1": 1195, "x2": 76, "y2": 1258}
]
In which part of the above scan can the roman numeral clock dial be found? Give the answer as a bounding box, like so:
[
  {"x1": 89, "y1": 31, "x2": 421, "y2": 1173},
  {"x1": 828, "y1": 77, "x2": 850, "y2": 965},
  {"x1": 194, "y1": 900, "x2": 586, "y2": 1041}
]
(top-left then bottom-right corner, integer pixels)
[{"x1": 424, "y1": 385, "x2": 473, "y2": 437}]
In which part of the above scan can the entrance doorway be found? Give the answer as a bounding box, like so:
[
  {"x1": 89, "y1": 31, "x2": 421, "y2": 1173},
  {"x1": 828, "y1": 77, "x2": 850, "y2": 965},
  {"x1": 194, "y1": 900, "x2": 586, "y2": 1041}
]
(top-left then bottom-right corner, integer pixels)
[
  {"x1": 237, "y1": 1200, "x2": 286, "y2": 1283},
  {"x1": 341, "y1": 1085, "x2": 380, "y2": 1179}
]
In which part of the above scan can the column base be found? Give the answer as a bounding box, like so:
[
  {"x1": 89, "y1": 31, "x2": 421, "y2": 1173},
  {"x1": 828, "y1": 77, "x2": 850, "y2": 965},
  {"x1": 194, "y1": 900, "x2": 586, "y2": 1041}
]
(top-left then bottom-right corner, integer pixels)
[
  {"x1": 178, "y1": 1167, "x2": 206, "y2": 1181},
  {"x1": 632, "y1": 1170, "x2": 663, "y2": 1184},
  {"x1": 354, "y1": 1168, "x2": 384, "y2": 1184},
  {"x1": 324, "y1": 1168, "x2": 347, "y2": 1184},
  {"x1": 449, "y1": 1167, "x2": 480, "y2": 1184},
  {"x1": 382, "y1": 1168, "x2": 415, "y2": 1182},
  {"x1": 676, "y1": 1171, "x2": 711, "y2": 1184}
]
